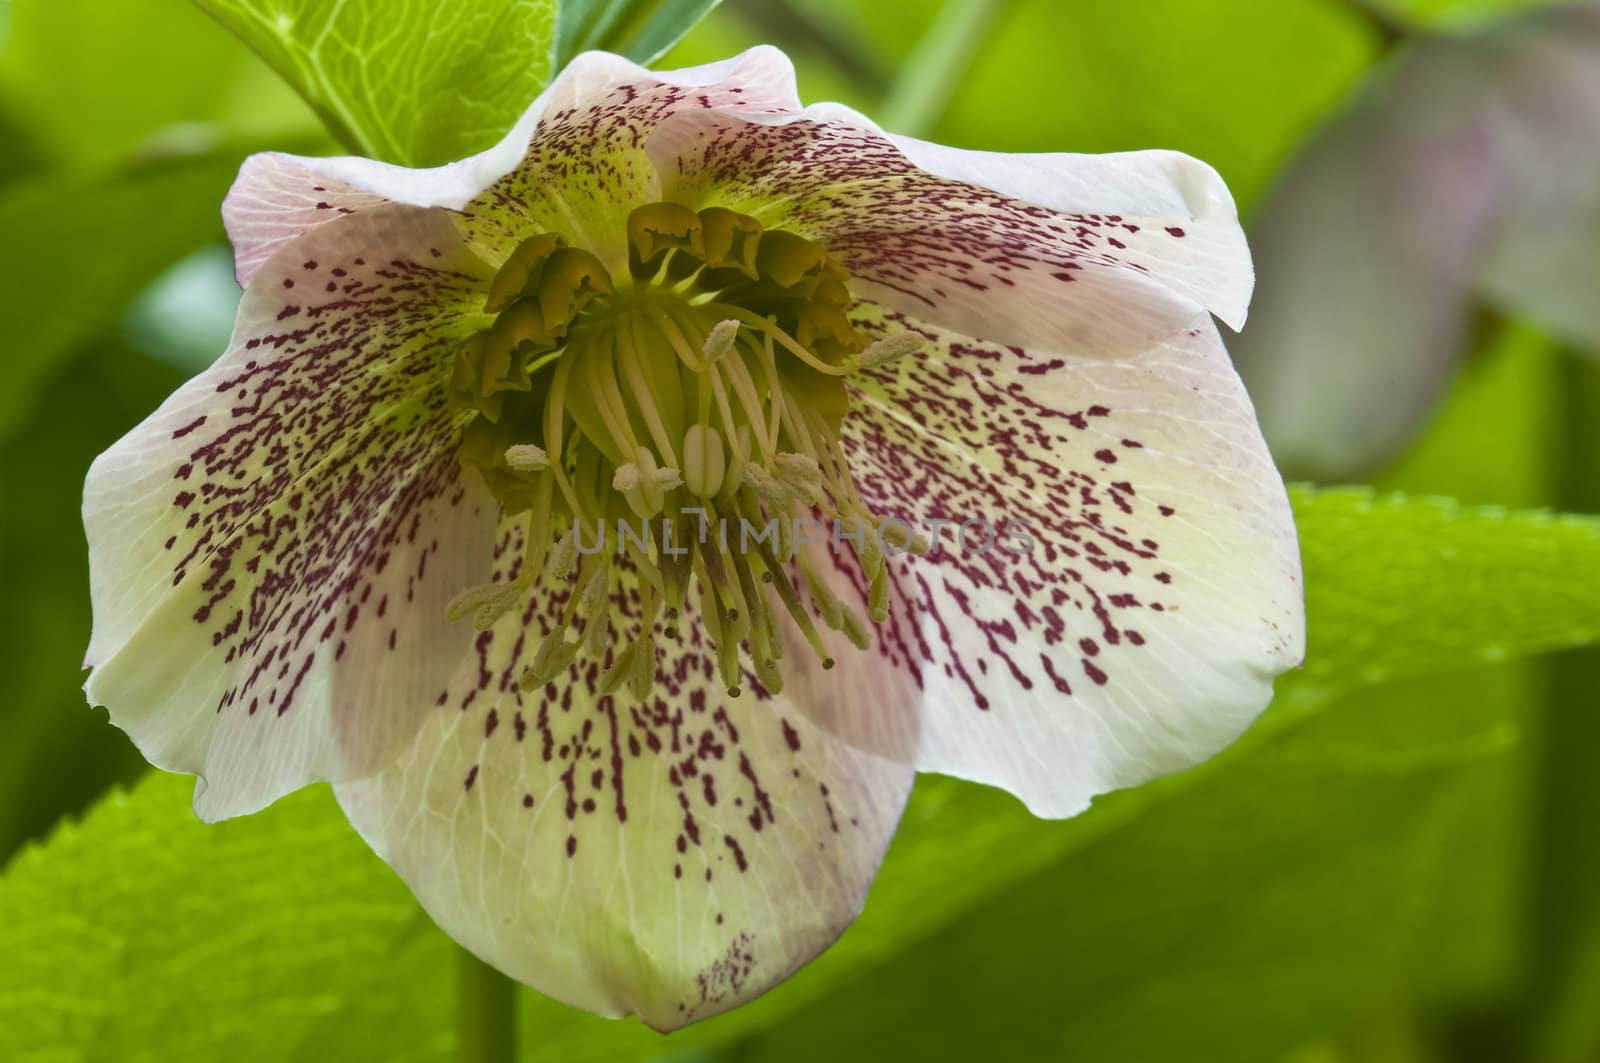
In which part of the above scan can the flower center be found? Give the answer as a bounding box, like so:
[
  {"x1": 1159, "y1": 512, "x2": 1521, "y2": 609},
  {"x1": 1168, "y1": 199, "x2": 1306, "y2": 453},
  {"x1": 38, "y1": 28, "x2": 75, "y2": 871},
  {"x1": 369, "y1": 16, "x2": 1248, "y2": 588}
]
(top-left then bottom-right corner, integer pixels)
[{"x1": 446, "y1": 202, "x2": 924, "y2": 699}]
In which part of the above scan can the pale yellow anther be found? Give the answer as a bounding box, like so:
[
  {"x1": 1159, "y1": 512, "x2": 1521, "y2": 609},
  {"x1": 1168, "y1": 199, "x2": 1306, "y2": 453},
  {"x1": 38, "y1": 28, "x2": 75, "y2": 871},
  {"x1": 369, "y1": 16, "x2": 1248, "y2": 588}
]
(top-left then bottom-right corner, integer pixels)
[
  {"x1": 612, "y1": 463, "x2": 641, "y2": 492},
  {"x1": 854, "y1": 331, "x2": 926, "y2": 370},
  {"x1": 682, "y1": 424, "x2": 727, "y2": 498},
  {"x1": 774, "y1": 452, "x2": 824, "y2": 504},
  {"x1": 702, "y1": 319, "x2": 740, "y2": 363},
  {"x1": 743, "y1": 462, "x2": 794, "y2": 510},
  {"x1": 546, "y1": 530, "x2": 579, "y2": 580},
  {"x1": 445, "y1": 583, "x2": 507, "y2": 624},
  {"x1": 503, "y1": 443, "x2": 549, "y2": 473}
]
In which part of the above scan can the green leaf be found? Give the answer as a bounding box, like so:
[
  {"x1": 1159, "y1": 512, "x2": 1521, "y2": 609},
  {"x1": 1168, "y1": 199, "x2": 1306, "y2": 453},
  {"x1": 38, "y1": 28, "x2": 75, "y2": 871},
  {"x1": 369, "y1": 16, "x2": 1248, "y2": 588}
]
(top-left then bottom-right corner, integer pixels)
[
  {"x1": 555, "y1": 0, "x2": 725, "y2": 69},
  {"x1": 7, "y1": 488, "x2": 1599, "y2": 1059},
  {"x1": 0, "y1": 339, "x2": 183, "y2": 863},
  {"x1": 726, "y1": 686, "x2": 1513, "y2": 1063},
  {"x1": 0, "y1": 774, "x2": 457, "y2": 1062},
  {"x1": 191, "y1": 0, "x2": 559, "y2": 166},
  {"x1": 803, "y1": 0, "x2": 1377, "y2": 214},
  {"x1": 191, "y1": 0, "x2": 569, "y2": 168},
  {"x1": 0, "y1": 0, "x2": 320, "y2": 171},
  {"x1": 0, "y1": 155, "x2": 241, "y2": 445},
  {"x1": 190, "y1": 0, "x2": 725, "y2": 166},
  {"x1": 1287, "y1": 488, "x2": 1600, "y2": 701}
]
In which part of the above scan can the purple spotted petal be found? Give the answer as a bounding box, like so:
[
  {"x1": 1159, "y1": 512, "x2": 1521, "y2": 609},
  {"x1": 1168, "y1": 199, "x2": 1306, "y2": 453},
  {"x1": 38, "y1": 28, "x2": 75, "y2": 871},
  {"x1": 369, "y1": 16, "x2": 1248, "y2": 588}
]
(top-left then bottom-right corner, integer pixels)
[
  {"x1": 84, "y1": 205, "x2": 499, "y2": 819},
  {"x1": 88, "y1": 42, "x2": 1305, "y2": 1028},
  {"x1": 648, "y1": 108, "x2": 1248, "y2": 358},
  {"x1": 335, "y1": 541, "x2": 918, "y2": 1030},
  {"x1": 880, "y1": 134, "x2": 1253, "y2": 330},
  {"x1": 835, "y1": 307, "x2": 1303, "y2": 817}
]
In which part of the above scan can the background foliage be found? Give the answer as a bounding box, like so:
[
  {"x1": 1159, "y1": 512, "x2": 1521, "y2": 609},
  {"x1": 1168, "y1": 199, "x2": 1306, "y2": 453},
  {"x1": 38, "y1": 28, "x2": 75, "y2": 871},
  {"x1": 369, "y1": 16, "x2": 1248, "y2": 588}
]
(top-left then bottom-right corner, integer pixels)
[{"x1": 2, "y1": 1, "x2": 1599, "y2": 1060}]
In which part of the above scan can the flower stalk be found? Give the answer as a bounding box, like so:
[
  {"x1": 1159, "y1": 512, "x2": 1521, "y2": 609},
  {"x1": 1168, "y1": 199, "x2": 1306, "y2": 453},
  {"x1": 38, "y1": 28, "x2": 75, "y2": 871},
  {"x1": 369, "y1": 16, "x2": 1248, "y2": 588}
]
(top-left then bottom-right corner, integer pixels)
[{"x1": 459, "y1": 946, "x2": 518, "y2": 1063}]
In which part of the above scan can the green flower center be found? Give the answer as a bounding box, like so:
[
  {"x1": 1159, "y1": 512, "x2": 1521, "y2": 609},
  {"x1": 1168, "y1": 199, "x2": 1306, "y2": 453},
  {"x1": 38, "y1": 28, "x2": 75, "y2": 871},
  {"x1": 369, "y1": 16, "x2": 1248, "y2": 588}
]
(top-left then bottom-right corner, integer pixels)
[{"x1": 446, "y1": 202, "x2": 924, "y2": 699}]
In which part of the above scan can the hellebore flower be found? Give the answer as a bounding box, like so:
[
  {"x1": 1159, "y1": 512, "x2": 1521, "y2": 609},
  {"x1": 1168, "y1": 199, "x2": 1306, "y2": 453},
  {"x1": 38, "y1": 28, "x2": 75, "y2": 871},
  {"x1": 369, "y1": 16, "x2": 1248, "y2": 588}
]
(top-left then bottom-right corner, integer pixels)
[{"x1": 83, "y1": 48, "x2": 1303, "y2": 1028}]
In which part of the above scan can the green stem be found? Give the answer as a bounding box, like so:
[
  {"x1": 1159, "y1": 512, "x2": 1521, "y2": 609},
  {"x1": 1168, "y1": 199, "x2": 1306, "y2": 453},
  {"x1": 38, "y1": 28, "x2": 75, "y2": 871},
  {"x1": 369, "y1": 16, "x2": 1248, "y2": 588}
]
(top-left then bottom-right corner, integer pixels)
[
  {"x1": 880, "y1": 0, "x2": 1009, "y2": 138},
  {"x1": 1525, "y1": 349, "x2": 1600, "y2": 1063},
  {"x1": 458, "y1": 947, "x2": 518, "y2": 1063}
]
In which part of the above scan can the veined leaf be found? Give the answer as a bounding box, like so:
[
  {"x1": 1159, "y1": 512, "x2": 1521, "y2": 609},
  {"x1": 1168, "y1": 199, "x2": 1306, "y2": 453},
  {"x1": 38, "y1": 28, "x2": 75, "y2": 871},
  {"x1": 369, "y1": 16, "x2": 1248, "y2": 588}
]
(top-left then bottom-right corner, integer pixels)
[
  {"x1": 192, "y1": 0, "x2": 723, "y2": 168},
  {"x1": 0, "y1": 777, "x2": 452, "y2": 1062},
  {"x1": 191, "y1": 0, "x2": 560, "y2": 167}
]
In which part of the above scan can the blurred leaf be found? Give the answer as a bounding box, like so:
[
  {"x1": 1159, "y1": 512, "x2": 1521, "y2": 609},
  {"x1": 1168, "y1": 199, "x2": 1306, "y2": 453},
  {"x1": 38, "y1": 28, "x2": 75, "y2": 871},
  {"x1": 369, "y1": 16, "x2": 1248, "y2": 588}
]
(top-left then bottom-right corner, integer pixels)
[
  {"x1": 0, "y1": 339, "x2": 185, "y2": 862},
  {"x1": 0, "y1": 155, "x2": 239, "y2": 444},
  {"x1": 123, "y1": 245, "x2": 243, "y2": 375},
  {"x1": 1236, "y1": 3, "x2": 1600, "y2": 480},
  {"x1": 0, "y1": 0, "x2": 318, "y2": 171},
  {"x1": 1231, "y1": 37, "x2": 1508, "y2": 481},
  {"x1": 1287, "y1": 489, "x2": 1600, "y2": 699},
  {"x1": 1476, "y1": 4, "x2": 1600, "y2": 353},
  {"x1": 926, "y1": 0, "x2": 1376, "y2": 213},
  {"x1": 556, "y1": 0, "x2": 724, "y2": 68},
  {"x1": 0, "y1": 772, "x2": 456, "y2": 1062},
  {"x1": 729, "y1": 681, "x2": 1512, "y2": 1063},
  {"x1": 192, "y1": 0, "x2": 561, "y2": 166}
]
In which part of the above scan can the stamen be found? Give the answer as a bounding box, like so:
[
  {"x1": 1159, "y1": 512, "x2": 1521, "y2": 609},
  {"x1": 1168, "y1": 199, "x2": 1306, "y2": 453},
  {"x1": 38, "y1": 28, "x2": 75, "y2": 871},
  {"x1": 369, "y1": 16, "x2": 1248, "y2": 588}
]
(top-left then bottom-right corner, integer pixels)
[
  {"x1": 853, "y1": 330, "x2": 927, "y2": 370},
  {"x1": 450, "y1": 200, "x2": 906, "y2": 696},
  {"x1": 682, "y1": 424, "x2": 726, "y2": 498},
  {"x1": 702, "y1": 319, "x2": 741, "y2": 363},
  {"x1": 504, "y1": 444, "x2": 549, "y2": 472}
]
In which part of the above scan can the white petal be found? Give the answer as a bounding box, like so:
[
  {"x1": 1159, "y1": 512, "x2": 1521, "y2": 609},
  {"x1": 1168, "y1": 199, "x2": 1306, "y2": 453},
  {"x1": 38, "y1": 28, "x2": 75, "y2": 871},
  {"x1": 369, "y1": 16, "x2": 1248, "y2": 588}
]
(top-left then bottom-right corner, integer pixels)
[
  {"x1": 335, "y1": 542, "x2": 916, "y2": 1029},
  {"x1": 839, "y1": 307, "x2": 1304, "y2": 817},
  {"x1": 84, "y1": 204, "x2": 499, "y2": 819},
  {"x1": 224, "y1": 46, "x2": 802, "y2": 286}
]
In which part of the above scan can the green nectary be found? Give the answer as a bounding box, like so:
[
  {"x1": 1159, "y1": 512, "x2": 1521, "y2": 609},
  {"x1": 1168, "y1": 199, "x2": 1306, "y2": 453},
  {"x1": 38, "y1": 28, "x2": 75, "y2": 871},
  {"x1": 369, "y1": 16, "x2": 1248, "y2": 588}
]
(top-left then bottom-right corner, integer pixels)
[{"x1": 444, "y1": 202, "x2": 925, "y2": 701}]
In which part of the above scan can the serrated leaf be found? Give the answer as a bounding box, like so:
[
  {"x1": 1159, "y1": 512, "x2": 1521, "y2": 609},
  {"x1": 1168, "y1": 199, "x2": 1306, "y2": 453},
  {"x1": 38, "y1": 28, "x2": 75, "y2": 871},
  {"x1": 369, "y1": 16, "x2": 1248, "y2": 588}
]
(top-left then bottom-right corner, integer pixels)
[{"x1": 191, "y1": 0, "x2": 560, "y2": 167}]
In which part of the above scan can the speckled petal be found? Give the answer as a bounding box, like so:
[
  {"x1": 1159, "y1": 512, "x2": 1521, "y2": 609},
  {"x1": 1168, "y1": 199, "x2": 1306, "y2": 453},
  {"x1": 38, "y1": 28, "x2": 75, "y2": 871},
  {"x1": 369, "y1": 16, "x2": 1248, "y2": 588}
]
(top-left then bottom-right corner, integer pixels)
[
  {"x1": 649, "y1": 108, "x2": 1249, "y2": 358},
  {"x1": 837, "y1": 307, "x2": 1303, "y2": 818},
  {"x1": 224, "y1": 47, "x2": 804, "y2": 286},
  {"x1": 334, "y1": 540, "x2": 917, "y2": 1030},
  {"x1": 880, "y1": 134, "x2": 1253, "y2": 330},
  {"x1": 84, "y1": 204, "x2": 500, "y2": 820}
]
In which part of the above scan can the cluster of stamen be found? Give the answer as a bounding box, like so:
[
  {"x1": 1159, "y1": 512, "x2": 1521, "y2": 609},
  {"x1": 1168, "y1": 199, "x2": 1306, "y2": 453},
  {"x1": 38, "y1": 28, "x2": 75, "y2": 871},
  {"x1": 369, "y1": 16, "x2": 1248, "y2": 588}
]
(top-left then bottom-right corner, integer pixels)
[{"x1": 445, "y1": 202, "x2": 924, "y2": 699}]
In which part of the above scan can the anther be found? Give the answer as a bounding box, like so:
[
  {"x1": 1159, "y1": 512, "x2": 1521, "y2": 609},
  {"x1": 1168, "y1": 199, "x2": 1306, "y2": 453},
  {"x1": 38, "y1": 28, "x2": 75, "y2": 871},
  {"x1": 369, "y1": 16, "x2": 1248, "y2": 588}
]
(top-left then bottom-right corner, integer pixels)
[
  {"x1": 853, "y1": 331, "x2": 926, "y2": 370},
  {"x1": 682, "y1": 424, "x2": 727, "y2": 498},
  {"x1": 774, "y1": 452, "x2": 824, "y2": 504},
  {"x1": 702, "y1": 319, "x2": 740, "y2": 363},
  {"x1": 503, "y1": 444, "x2": 549, "y2": 473}
]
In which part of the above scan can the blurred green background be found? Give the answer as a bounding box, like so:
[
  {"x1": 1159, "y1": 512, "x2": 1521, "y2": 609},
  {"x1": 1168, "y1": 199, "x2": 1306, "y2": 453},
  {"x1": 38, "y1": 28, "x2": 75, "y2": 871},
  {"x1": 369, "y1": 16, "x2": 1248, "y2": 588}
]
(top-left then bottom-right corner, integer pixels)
[{"x1": 3, "y1": 0, "x2": 1600, "y2": 1060}]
